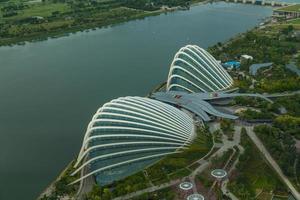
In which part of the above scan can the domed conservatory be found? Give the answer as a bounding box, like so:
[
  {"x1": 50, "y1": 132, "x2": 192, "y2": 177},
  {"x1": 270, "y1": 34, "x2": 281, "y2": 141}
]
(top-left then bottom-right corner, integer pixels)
[
  {"x1": 71, "y1": 96, "x2": 195, "y2": 185},
  {"x1": 71, "y1": 45, "x2": 271, "y2": 187},
  {"x1": 167, "y1": 45, "x2": 233, "y2": 93}
]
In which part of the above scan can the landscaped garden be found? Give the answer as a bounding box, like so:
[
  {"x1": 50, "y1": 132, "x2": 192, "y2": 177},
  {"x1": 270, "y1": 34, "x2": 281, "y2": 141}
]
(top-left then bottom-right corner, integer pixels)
[
  {"x1": 228, "y1": 128, "x2": 288, "y2": 199},
  {"x1": 209, "y1": 23, "x2": 300, "y2": 94},
  {"x1": 145, "y1": 127, "x2": 213, "y2": 184},
  {"x1": 254, "y1": 124, "x2": 300, "y2": 192}
]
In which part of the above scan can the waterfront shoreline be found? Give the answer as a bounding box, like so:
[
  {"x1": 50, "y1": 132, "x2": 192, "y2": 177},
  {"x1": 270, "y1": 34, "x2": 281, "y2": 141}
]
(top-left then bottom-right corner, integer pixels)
[
  {"x1": 37, "y1": 161, "x2": 75, "y2": 200},
  {"x1": 0, "y1": 10, "x2": 162, "y2": 47},
  {"x1": 0, "y1": 0, "x2": 212, "y2": 48},
  {"x1": 3, "y1": 0, "x2": 271, "y2": 49},
  {"x1": 0, "y1": 0, "x2": 274, "y2": 48}
]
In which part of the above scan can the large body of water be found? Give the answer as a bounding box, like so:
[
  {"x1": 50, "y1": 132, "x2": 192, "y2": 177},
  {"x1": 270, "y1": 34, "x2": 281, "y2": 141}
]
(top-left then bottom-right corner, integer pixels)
[{"x1": 0, "y1": 2, "x2": 273, "y2": 200}]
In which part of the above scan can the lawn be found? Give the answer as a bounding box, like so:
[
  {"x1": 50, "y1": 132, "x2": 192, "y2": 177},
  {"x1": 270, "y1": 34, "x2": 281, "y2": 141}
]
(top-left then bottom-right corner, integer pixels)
[
  {"x1": 289, "y1": 18, "x2": 300, "y2": 24},
  {"x1": 277, "y1": 4, "x2": 300, "y2": 12},
  {"x1": 9, "y1": 2, "x2": 71, "y2": 19}
]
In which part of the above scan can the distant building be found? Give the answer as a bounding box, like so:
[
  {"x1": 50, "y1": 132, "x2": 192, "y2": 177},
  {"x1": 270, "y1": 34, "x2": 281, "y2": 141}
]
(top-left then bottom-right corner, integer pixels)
[
  {"x1": 241, "y1": 54, "x2": 253, "y2": 61},
  {"x1": 222, "y1": 61, "x2": 241, "y2": 69}
]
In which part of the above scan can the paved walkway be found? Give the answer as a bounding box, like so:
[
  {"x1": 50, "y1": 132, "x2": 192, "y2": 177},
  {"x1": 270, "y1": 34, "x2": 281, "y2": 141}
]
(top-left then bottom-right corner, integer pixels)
[
  {"x1": 220, "y1": 125, "x2": 244, "y2": 200},
  {"x1": 221, "y1": 179, "x2": 239, "y2": 200},
  {"x1": 265, "y1": 90, "x2": 300, "y2": 98}
]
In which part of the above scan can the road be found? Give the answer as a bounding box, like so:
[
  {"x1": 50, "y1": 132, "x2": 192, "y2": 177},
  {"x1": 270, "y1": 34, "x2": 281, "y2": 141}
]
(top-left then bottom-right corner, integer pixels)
[{"x1": 244, "y1": 126, "x2": 300, "y2": 200}]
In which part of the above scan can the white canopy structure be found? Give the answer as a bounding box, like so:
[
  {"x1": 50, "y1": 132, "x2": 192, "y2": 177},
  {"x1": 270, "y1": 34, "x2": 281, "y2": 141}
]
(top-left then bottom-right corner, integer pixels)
[
  {"x1": 167, "y1": 45, "x2": 233, "y2": 93},
  {"x1": 71, "y1": 96, "x2": 195, "y2": 186}
]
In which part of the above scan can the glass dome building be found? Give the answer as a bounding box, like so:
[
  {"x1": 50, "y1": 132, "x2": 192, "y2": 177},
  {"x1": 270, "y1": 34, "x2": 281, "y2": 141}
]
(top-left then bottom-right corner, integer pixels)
[
  {"x1": 71, "y1": 96, "x2": 195, "y2": 186},
  {"x1": 167, "y1": 45, "x2": 233, "y2": 93}
]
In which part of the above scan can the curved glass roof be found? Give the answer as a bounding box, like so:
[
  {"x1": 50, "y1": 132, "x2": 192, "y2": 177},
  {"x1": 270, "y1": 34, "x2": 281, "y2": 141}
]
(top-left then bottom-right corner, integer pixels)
[
  {"x1": 71, "y1": 96, "x2": 195, "y2": 186},
  {"x1": 167, "y1": 45, "x2": 233, "y2": 93}
]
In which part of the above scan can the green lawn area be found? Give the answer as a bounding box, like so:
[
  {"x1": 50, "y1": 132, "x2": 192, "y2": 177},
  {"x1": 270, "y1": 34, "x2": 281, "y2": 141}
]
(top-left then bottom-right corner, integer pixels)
[
  {"x1": 277, "y1": 4, "x2": 300, "y2": 12},
  {"x1": 289, "y1": 18, "x2": 300, "y2": 24},
  {"x1": 8, "y1": 2, "x2": 71, "y2": 19}
]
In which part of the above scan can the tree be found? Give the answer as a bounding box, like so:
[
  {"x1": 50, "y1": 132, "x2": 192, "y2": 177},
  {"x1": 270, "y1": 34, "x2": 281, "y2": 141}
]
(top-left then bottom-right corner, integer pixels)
[
  {"x1": 86, "y1": 185, "x2": 102, "y2": 200},
  {"x1": 241, "y1": 127, "x2": 247, "y2": 136},
  {"x1": 102, "y1": 188, "x2": 112, "y2": 200}
]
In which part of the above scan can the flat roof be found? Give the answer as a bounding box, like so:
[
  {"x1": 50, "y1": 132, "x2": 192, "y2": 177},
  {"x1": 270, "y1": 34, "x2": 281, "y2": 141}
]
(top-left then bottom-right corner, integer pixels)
[{"x1": 152, "y1": 91, "x2": 239, "y2": 121}]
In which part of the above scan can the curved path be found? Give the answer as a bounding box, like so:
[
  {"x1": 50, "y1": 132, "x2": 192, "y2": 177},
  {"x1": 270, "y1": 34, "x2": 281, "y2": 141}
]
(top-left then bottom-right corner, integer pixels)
[{"x1": 265, "y1": 90, "x2": 300, "y2": 98}]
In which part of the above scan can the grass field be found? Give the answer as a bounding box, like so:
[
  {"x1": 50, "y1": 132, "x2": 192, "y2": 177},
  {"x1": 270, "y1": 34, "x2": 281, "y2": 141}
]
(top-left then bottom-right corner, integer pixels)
[
  {"x1": 277, "y1": 4, "x2": 300, "y2": 12},
  {"x1": 289, "y1": 18, "x2": 300, "y2": 24},
  {"x1": 0, "y1": 2, "x2": 71, "y2": 20},
  {"x1": 16, "y1": 3, "x2": 70, "y2": 18},
  {"x1": 0, "y1": 1, "x2": 63, "y2": 19}
]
